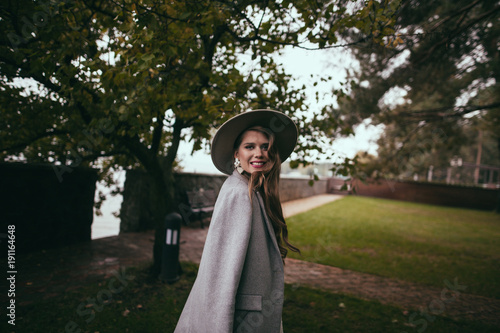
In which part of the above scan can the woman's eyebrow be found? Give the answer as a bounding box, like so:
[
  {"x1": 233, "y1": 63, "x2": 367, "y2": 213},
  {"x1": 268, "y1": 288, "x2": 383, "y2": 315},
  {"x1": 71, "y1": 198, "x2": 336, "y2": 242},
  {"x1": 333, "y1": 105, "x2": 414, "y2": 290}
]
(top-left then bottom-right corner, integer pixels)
[
  {"x1": 243, "y1": 142, "x2": 270, "y2": 147},
  {"x1": 243, "y1": 140, "x2": 269, "y2": 144}
]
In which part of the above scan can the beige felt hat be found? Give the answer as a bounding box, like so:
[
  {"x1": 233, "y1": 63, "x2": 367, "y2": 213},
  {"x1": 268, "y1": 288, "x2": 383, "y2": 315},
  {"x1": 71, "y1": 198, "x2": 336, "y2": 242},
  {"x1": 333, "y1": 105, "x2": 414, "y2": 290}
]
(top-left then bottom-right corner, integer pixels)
[{"x1": 211, "y1": 109, "x2": 298, "y2": 175}]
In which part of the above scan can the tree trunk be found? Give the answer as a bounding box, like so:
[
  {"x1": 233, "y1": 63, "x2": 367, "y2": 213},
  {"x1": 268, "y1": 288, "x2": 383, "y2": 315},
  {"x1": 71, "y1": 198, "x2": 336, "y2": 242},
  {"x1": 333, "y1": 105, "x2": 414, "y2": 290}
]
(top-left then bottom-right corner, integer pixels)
[
  {"x1": 474, "y1": 130, "x2": 483, "y2": 184},
  {"x1": 497, "y1": 137, "x2": 500, "y2": 214},
  {"x1": 146, "y1": 160, "x2": 176, "y2": 276}
]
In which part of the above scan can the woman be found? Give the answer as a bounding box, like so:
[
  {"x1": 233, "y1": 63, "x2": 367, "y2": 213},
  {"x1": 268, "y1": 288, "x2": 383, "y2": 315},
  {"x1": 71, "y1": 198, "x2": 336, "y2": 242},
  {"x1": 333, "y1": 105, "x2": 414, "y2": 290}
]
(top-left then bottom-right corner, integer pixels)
[{"x1": 174, "y1": 109, "x2": 299, "y2": 333}]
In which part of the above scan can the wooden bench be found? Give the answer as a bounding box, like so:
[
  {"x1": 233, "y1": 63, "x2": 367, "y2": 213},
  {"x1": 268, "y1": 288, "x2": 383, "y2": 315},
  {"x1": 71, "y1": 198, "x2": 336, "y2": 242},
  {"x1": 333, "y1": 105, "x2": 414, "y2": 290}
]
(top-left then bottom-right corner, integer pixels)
[{"x1": 185, "y1": 189, "x2": 217, "y2": 228}]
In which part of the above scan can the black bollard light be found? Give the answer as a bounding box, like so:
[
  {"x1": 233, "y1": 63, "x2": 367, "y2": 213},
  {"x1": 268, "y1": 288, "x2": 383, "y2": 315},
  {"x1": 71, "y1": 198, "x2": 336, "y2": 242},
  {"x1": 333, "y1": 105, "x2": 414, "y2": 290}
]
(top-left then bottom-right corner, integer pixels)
[{"x1": 159, "y1": 212, "x2": 182, "y2": 283}]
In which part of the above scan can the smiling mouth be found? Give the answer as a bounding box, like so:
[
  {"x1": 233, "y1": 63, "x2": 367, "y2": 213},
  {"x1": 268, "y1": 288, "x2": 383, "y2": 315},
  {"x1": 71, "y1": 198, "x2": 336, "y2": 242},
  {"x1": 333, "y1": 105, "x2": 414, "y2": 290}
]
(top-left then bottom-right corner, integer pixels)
[{"x1": 250, "y1": 161, "x2": 266, "y2": 167}]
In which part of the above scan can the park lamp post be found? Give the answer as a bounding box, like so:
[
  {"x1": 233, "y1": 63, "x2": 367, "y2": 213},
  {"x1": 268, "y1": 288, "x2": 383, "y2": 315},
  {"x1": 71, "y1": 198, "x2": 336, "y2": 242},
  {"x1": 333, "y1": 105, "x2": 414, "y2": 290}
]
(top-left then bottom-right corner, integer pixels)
[{"x1": 447, "y1": 156, "x2": 463, "y2": 184}]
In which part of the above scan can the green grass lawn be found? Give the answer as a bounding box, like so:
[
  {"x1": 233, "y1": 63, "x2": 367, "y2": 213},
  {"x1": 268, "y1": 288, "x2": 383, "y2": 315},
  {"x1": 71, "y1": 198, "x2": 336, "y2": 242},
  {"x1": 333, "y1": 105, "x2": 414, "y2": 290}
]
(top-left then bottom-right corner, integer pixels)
[
  {"x1": 6, "y1": 264, "x2": 498, "y2": 333},
  {"x1": 286, "y1": 196, "x2": 500, "y2": 298}
]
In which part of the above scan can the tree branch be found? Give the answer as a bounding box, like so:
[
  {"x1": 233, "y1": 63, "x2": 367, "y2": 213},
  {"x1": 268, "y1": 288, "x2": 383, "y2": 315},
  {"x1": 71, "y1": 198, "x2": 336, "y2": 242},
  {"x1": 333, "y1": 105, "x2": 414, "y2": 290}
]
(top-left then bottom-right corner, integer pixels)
[
  {"x1": 395, "y1": 102, "x2": 500, "y2": 120},
  {"x1": 417, "y1": 3, "x2": 500, "y2": 64},
  {"x1": 120, "y1": 134, "x2": 154, "y2": 170},
  {"x1": 429, "y1": 0, "x2": 483, "y2": 32},
  {"x1": 164, "y1": 118, "x2": 184, "y2": 167},
  {"x1": 80, "y1": 149, "x2": 129, "y2": 162},
  {"x1": 0, "y1": 129, "x2": 69, "y2": 153},
  {"x1": 223, "y1": 24, "x2": 370, "y2": 50},
  {"x1": 0, "y1": 53, "x2": 63, "y2": 93},
  {"x1": 150, "y1": 112, "x2": 165, "y2": 155}
]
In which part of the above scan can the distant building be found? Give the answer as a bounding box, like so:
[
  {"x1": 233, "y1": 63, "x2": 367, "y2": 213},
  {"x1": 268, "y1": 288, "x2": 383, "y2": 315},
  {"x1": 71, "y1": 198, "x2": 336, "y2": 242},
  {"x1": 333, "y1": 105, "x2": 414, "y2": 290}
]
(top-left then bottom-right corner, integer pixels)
[{"x1": 281, "y1": 161, "x2": 334, "y2": 178}]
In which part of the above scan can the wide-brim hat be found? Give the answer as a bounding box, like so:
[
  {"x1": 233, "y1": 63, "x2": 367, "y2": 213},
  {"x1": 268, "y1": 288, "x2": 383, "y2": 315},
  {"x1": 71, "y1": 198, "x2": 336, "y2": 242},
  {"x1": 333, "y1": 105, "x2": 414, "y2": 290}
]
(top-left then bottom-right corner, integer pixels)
[{"x1": 211, "y1": 109, "x2": 298, "y2": 175}]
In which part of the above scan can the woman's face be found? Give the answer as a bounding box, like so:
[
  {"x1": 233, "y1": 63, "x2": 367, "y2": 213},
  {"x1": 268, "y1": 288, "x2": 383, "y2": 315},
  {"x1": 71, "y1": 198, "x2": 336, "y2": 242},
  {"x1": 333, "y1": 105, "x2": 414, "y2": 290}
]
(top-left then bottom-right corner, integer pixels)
[{"x1": 234, "y1": 130, "x2": 270, "y2": 174}]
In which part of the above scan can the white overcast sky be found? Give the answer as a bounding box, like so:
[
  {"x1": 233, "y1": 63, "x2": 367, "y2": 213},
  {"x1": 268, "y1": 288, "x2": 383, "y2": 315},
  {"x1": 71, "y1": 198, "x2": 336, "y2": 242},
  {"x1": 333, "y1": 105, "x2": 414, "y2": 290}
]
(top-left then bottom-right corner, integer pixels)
[{"x1": 178, "y1": 46, "x2": 384, "y2": 175}]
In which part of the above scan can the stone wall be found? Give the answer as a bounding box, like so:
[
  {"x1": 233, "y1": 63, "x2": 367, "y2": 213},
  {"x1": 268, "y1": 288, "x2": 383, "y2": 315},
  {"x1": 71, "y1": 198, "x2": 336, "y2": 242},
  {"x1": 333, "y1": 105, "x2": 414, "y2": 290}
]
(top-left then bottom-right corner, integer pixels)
[
  {"x1": 352, "y1": 178, "x2": 499, "y2": 211},
  {"x1": 120, "y1": 171, "x2": 328, "y2": 232},
  {"x1": 279, "y1": 177, "x2": 328, "y2": 202},
  {"x1": 327, "y1": 177, "x2": 352, "y2": 193},
  {"x1": 174, "y1": 173, "x2": 328, "y2": 202},
  {"x1": 0, "y1": 163, "x2": 98, "y2": 253}
]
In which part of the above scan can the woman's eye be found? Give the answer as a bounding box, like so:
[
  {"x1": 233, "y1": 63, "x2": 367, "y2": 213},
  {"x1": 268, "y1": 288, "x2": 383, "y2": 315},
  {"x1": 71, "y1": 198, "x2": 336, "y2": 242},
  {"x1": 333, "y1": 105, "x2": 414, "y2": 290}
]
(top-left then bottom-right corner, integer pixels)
[{"x1": 245, "y1": 146, "x2": 254, "y2": 150}]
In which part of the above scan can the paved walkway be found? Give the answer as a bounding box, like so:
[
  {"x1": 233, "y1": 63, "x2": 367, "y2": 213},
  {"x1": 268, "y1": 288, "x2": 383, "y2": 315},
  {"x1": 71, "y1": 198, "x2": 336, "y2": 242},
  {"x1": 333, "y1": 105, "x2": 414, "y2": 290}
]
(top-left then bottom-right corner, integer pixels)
[
  {"x1": 178, "y1": 194, "x2": 344, "y2": 264},
  {"x1": 16, "y1": 194, "x2": 500, "y2": 328},
  {"x1": 282, "y1": 194, "x2": 345, "y2": 218}
]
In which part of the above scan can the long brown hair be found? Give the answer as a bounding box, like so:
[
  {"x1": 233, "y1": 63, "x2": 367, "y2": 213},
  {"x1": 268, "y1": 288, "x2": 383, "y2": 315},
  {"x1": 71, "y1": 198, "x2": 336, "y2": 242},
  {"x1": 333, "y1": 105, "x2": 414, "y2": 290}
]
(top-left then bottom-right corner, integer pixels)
[{"x1": 234, "y1": 126, "x2": 300, "y2": 260}]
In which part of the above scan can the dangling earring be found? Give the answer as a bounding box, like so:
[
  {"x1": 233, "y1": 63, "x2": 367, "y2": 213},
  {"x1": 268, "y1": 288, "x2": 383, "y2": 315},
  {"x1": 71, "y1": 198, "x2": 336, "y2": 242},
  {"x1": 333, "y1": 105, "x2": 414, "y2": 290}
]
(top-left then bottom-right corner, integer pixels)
[{"x1": 234, "y1": 158, "x2": 244, "y2": 174}]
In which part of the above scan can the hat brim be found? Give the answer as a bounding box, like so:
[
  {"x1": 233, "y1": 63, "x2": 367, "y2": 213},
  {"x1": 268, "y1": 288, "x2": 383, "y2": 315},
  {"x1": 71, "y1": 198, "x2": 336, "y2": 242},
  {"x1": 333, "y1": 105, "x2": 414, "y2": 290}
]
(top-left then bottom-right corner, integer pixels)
[{"x1": 211, "y1": 109, "x2": 298, "y2": 175}]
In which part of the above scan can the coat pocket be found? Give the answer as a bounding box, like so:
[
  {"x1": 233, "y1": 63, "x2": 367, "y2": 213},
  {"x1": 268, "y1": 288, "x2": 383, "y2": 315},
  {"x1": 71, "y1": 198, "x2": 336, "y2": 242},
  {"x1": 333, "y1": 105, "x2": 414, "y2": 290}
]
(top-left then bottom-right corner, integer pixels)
[{"x1": 235, "y1": 294, "x2": 262, "y2": 311}]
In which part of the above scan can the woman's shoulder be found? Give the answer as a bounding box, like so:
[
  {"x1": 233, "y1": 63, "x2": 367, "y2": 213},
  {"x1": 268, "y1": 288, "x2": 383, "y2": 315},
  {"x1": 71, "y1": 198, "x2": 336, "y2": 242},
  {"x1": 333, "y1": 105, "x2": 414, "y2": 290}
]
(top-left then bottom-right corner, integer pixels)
[
  {"x1": 212, "y1": 173, "x2": 252, "y2": 216},
  {"x1": 221, "y1": 171, "x2": 248, "y2": 189},
  {"x1": 218, "y1": 172, "x2": 249, "y2": 199}
]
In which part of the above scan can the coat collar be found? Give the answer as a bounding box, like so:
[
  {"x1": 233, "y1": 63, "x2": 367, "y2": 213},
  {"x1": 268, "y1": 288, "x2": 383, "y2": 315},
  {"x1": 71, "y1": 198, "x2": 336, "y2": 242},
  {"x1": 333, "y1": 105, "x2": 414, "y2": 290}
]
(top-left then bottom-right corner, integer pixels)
[{"x1": 231, "y1": 168, "x2": 248, "y2": 183}]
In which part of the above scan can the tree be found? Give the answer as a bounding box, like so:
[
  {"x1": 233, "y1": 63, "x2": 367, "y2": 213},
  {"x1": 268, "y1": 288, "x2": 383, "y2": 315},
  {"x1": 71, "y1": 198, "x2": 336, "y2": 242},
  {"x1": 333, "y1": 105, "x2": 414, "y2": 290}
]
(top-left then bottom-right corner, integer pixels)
[
  {"x1": 328, "y1": 0, "x2": 500, "y2": 179},
  {"x1": 0, "y1": 0, "x2": 400, "y2": 275}
]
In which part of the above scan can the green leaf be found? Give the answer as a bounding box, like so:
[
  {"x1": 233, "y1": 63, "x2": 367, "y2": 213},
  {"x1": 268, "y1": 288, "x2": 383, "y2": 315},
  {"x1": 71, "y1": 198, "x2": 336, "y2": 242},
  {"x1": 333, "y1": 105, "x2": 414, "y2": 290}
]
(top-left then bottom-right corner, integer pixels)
[{"x1": 141, "y1": 53, "x2": 155, "y2": 62}]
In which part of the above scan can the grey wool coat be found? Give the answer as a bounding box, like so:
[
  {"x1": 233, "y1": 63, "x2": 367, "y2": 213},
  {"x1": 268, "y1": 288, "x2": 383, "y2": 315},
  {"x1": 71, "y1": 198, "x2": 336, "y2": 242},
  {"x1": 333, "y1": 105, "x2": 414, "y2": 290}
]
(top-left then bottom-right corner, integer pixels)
[{"x1": 174, "y1": 170, "x2": 284, "y2": 333}]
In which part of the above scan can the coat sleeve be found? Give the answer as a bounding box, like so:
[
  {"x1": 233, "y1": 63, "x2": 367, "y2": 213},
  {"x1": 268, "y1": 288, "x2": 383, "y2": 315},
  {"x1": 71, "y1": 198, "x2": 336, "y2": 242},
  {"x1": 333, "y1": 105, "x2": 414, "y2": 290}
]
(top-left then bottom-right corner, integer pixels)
[{"x1": 174, "y1": 182, "x2": 253, "y2": 333}]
